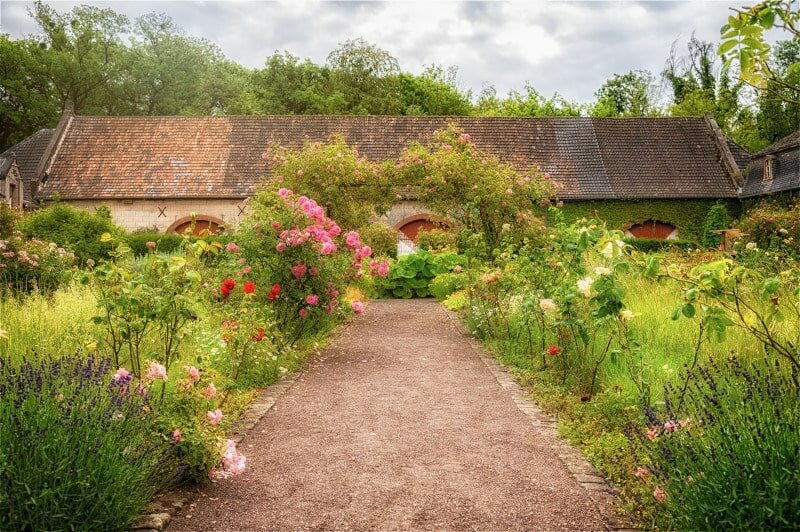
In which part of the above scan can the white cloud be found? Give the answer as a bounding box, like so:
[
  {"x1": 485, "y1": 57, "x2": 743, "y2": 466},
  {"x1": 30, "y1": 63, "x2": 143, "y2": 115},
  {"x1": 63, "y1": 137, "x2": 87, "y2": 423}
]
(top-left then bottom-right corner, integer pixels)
[{"x1": 0, "y1": 0, "x2": 754, "y2": 104}]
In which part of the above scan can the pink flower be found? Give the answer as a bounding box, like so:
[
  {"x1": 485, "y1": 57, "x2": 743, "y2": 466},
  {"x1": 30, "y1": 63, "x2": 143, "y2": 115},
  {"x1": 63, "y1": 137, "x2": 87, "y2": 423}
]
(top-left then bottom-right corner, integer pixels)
[
  {"x1": 505, "y1": 188, "x2": 513, "y2": 195},
  {"x1": 646, "y1": 426, "x2": 659, "y2": 441},
  {"x1": 378, "y1": 261, "x2": 390, "y2": 277},
  {"x1": 291, "y1": 263, "x2": 307, "y2": 279},
  {"x1": 320, "y1": 241, "x2": 337, "y2": 255},
  {"x1": 172, "y1": 429, "x2": 182, "y2": 443},
  {"x1": 309, "y1": 267, "x2": 319, "y2": 277},
  {"x1": 453, "y1": 265, "x2": 462, "y2": 273},
  {"x1": 187, "y1": 366, "x2": 200, "y2": 383},
  {"x1": 207, "y1": 408, "x2": 224, "y2": 425},
  {"x1": 278, "y1": 188, "x2": 292, "y2": 197},
  {"x1": 241, "y1": 265, "x2": 252, "y2": 275},
  {"x1": 653, "y1": 485, "x2": 668, "y2": 503},
  {"x1": 634, "y1": 467, "x2": 650, "y2": 482},
  {"x1": 113, "y1": 367, "x2": 131, "y2": 383},
  {"x1": 352, "y1": 301, "x2": 365, "y2": 315},
  {"x1": 146, "y1": 241, "x2": 156, "y2": 249},
  {"x1": 298, "y1": 308, "x2": 309, "y2": 318},
  {"x1": 345, "y1": 231, "x2": 361, "y2": 249},
  {"x1": 306, "y1": 294, "x2": 319, "y2": 305},
  {"x1": 203, "y1": 382, "x2": 217, "y2": 399},
  {"x1": 226, "y1": 242, "x2": 240, "y2": 253},
  {"x1": 276, "y1": 242, "x2": 286, "y2": 252},
  {"x1": 271, "y1": 221, "x2": 281, "y2": 231},
  {"x1": 145, "y1": 361, "x2": 168, "y2": 382},
  {"x1": 663, "y1": 420, "x2": 676, "y2": 432}
]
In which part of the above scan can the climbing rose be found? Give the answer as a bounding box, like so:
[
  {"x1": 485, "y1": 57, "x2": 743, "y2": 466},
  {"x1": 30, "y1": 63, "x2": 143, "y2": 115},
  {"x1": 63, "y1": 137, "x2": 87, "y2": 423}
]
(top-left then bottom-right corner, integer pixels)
[
  {"x1": 187, "y1": 366, "x2": 200, "y2": 382},
  {"x1": 275, "y1": 242, "x2": 287, "y2": 252},
  {"x1": 298, "y1": 308, "x2": 309, "y2": 318},
  {"x1": 306, "y1": 294, "x2": 319, "y2": 305},
  {"x1": 345, "y1": 231, "x2": 361, "y2": 249},
  {"x1": 207, "y1": 409, "x2": 224, "y2": 425},
  {"x1": 244, "y1": 281, "x2": 256, "y2": 294},
  {"x1": 320, "y1": 241, "x2": 337, "y2": 255},
  {"x1": 278, "y1": 188, "x2": 292, "y2": 197},
  {"x1": 220, "y1": 278, "x2": 236, "y2": 298},
  {"x1": 352, "y1": 301, "x2": 365, "y2": 315},
  {"x1": 291, "y1": 263, "x2": 307, "y2": 279}
]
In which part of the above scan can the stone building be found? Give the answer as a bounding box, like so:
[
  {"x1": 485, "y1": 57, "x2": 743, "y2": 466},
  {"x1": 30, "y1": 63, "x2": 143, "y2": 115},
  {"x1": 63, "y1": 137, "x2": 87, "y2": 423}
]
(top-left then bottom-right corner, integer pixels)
[
  {"x1": 738, "y1": 129, "x2": 800, "y2": 200},
  {"x1": 5, "y1": 109, "x2": 751, "y2": 243}
]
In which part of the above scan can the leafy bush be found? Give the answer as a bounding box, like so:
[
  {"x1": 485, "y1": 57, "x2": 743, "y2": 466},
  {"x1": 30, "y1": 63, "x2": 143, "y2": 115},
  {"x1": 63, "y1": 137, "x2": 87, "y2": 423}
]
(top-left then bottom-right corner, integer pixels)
[
  {"x1": 358, "y1": 222, "x2": 398, "y2": 258},
  {"x1": 0, "y1": 232, "x2": 76, "y2": 295},
  {"x1": 737, "y1": 199, "x2": 800, "y2": 257},
  {"x1": 429, "y1": 272, "x2": 465, "y2": 300},
  {"x1": 0, "y1": 355, "x2": 177, "y2": 530},
  {"x1": 701, "y1": 202, "x2": 731, "y2": 248},
  {"x1": 375, "y1": 250, "x2": 464, "y2": 298},
  {"x1": 126, "y1": 232, "x2": 184, "y2": 256},
  {"x1": 0, "y1": 203, "x2": 20, "y2": 238},
  {"x1": 631, "y1": 357, "x2": 800, "y2": 530},
  {"x1": 18, "y1": 203, "x2": 122, "y2": 263},
  {"x1": 416, "y1": 227, "x2": 457, "y2": 252},
  {"x1": 622, "y1": 237, "x2": 694, "y2": 253}
]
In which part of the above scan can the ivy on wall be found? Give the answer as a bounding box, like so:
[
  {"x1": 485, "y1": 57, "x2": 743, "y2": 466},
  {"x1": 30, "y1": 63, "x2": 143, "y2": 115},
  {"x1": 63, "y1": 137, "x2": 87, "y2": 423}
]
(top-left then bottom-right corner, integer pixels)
[{"x1": 555, "y1": 199, "x2": 742, "y2": 243}]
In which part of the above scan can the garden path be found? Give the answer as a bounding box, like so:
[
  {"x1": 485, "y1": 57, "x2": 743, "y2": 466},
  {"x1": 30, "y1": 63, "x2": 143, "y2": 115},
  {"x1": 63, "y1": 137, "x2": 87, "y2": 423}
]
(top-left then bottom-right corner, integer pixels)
[{"x1": 169, "y1": 299, "x2": 610, "y2": 531}]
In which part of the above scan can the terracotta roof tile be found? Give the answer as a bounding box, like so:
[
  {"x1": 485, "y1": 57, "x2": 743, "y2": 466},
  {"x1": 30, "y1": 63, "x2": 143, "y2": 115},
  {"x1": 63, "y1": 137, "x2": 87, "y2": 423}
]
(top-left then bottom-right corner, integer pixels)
[{"x1": 37, "y1": 115, "x2": 739, "y2": 200}]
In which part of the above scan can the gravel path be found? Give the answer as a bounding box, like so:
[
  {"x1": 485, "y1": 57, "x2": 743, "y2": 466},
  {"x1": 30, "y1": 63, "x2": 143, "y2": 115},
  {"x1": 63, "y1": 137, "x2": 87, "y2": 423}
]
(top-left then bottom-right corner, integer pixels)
[{"x1": 169, "y1": 299, "x2": 609, "y2": 531}]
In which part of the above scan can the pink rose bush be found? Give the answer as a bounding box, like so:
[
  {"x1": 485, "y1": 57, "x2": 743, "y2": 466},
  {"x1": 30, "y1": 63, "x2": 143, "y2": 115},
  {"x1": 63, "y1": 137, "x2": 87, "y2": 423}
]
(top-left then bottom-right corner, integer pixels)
[{"x1": 0, "y1": 232, "x2": 76, "y2": 295}]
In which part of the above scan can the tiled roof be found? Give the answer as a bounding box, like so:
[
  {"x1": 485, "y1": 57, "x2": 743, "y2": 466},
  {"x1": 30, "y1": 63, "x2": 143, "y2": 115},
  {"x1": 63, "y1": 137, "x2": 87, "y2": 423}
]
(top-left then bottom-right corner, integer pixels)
[
  {"x1": 752, "y1": 129, "x2": 800, "y2": 158},
  {"x1": 1, "y1": 129, "x2": 55, "y2": 205},
  {"x1": 726, "y1": 138, "x2": 751, "y2": 169},
  {"x1": 37, "y1": 115, "x2": 739, "y2": 200}
]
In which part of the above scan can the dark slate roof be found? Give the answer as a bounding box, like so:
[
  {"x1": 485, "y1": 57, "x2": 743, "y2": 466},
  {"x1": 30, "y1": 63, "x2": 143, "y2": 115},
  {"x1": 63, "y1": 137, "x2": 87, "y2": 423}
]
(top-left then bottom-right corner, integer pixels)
[
  {"x1": 726, "y1": 138, "x2": 751, "y2": 169},
  {"x1": 37, "y1": 115, "x2": 739, "y2": 200},
  {"x1": 1, "y1": 129, "x2": 55, "y2": 205},
  {"x1": 739, "y1": 129, "x2": 800, "y2": 198},
  {"x1": 752, "y1": 129, "x2": 800, "y2": 158}
]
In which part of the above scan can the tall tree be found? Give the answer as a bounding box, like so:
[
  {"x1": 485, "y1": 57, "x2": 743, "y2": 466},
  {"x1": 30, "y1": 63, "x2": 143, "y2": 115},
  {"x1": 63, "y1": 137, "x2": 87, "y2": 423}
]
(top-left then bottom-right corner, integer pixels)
[
  {"x1": 252, "y1": 52, "x2": 343, "y2": 114},
  {"x1": 590, "y1": 70, "x2": 657, "y2": 117},
  {"x1": 473, "y1": 82, "x2": 580, "y2": 117},
  {"x1": 326, "y1": 38, "x2": 401, "y2": 114},
  {"x1": 396, "y1": 65, "x2": 472, "y2": 116}
]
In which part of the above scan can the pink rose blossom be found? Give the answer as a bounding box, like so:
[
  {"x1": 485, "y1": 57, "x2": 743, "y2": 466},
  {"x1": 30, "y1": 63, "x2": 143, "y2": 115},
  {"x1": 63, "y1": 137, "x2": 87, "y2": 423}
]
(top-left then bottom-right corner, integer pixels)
[
  {"x1": 306, "y1": 294, "x2": 319, "y2": 305},
  {"x1": 145, "y1": 361, "x2": 168, "y2": 382},
  {"x1": 345, "y1": 231, "x2": 361, "y2": 249},
  {"x1": 352, "y1": 301, "x2": 365, "y2": 315},
  {"x1": 276, "y1": 242, "x2": 287, "y2": 252},
  {"x1": 377, "y1": 260, "x2": 390, "y2": 277},
  {"x1": 320, "y1": 241, "x2": 337, "y2": 255},
  {"x1": 207, "y1": 408, "x2": 224, "y2": 425},
  {"x1": 278, "y1": 188, "x2": 292, "y2": 197},
  {"x1": 203, "y1": 382, "x2": 217, "y2": 399},
  {"x1": 653, "y1": 485, "x2": 668, "y2": 503},
  {"x1": 172, "y1": 430, "x2": 182, "y2": 443},
  {"x1": 187, "y1": 366, "x2": 200, "y2": 383},
  {"x1": 309, "y1": 267, "x2": 320, "y2": 277},
  {"x1": 291, "y1": 263, "x2": 307, "y2": 279},
  {"x1": 298, "y1": 308, "x2": 309, "y2": 318},
  {"x1": 226, "y1": 242, "x2": 240, "y2": 253},
  {"x1": 663, "y1": 420, "x2": 677, "y2": 432}
]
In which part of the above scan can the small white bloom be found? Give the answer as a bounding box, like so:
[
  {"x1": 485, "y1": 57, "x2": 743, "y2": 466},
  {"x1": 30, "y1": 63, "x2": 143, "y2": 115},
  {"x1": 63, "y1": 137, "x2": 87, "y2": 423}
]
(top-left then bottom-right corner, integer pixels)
[
  {"x1": 594, "y1": 266, "x2": 612, "y2": 276},
  {"x1": 746, "y1": 242, "x2": 758, "y2": 250},
  {"x1": 577, "y1": 276, "x2": 594, "y2": 297},
  {"x1": 278, "y1": 366, "x2": 288, "y2": 374},
  {"x1": 538, "y1": 298, "x2": 557, "y2": 313},
  {"x1": 620, "y1": 309, "x2": 635, "y2": 321}
]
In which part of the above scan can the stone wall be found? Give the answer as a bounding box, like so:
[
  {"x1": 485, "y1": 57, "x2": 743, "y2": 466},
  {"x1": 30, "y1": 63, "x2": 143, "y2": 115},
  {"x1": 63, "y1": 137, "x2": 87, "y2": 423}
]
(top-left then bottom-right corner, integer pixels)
[
  {"x1": 381, "y1": 201, "x2": 437, "y2": 229},
  {"x1": 66, "y1": 198, "x2": 248, "y2": 233}
]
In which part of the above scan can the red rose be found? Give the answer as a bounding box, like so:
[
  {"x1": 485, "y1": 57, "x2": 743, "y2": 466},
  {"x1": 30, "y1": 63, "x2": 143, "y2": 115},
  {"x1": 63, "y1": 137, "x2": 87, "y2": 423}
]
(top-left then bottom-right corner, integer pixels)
[
  {"x1": 268, "y1": 283, "x2": 281, "y2": 301},
  {"x1": 244, "y1": 281, "x2": 256, "y2": 294},
  {"x1": 548, "y1": 345, "x2": 561, "y2": 356}
]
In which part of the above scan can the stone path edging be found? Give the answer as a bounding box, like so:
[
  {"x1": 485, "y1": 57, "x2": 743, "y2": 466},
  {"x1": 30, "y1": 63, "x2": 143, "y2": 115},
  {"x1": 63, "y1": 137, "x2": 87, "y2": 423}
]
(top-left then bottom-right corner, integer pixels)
[
  {"x1": 130, "y1": 372, "x2": 302, "y2": 531},
  {"x1": 442, "y1": 308, "x2": 630, "y2": 531}
]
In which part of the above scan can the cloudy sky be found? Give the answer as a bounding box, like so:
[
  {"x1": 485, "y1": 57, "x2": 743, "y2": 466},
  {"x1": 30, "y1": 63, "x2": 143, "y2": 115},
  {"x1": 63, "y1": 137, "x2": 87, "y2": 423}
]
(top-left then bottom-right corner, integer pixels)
[{"x1": 1, "y1": 1, "x2": 748, "y2": 104}]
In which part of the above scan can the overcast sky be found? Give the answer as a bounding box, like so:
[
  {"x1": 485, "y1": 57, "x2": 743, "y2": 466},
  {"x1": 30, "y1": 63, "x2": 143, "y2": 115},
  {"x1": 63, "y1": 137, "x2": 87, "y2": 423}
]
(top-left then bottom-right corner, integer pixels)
[{"x1": 1, "y1": 1, "x2": 750, "y2": 105}]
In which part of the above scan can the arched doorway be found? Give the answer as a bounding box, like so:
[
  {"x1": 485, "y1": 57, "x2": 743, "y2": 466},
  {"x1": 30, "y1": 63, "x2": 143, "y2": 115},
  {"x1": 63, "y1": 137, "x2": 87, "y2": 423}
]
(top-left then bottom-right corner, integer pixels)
[
  {"x1": 166, "y1": 215, "x2": 225, "y2": 236},
  {"x1": 394, "y1": 215, "x2": 449, "y2": 255},
  {"x1": 626, "y1": 220, "x2": 677, "y2": 239}
]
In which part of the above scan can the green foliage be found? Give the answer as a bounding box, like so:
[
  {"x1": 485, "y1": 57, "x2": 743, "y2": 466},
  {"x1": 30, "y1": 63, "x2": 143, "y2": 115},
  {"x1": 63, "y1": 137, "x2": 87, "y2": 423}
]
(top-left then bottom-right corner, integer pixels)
[
  {"x1": 0, "y1": 232, "x2": 76, "y2": 296},
  {"x1": 397, "y1": 65, "x2": 472, "y2": 116},
  {"x1": 375, "y1": 250, "x2": 464, "y2": 299},
  {"x1": 622, "y1": 238, "x2": 694, "y2": 253},
  {"x1": 701, "y1": 202, "x2": 732, "y2": 248},
  {"x1": 18, "y1": 203, "x2": 122, "y2": 263},
  {"x1": 473, "y1": 83, "x2": 581, "y2": 117},
  {"x1": 358, "y1": 222, "x2": 398, "y2": 259},
  {"x1": 0, "y1": 355, "x2": 176, "y2": 530},
  {"x1": 326, "y1": 38, "x2": 401, "y2": 115},
  {"x1": 0, "y1": 204, "x2": 20, "y2": 238},
  {"x1": 556, "y1": 199, "x2": 739, "y2": 244},
  {"x1": 269, "y1": 135, "x2": 394, "y2": 231},
  {"x1": 416, "y1": 227, "x2": 457, "y2": 252},
  {"x1": 429, "y1": 272, "x2": 466, "y2": 300},
  {"x1": 591, "y1": 70, "x2": 657, "y2": 117},
  {"x1": 632, "y1": 357, "x2": 800, "y2": 530},
  {"x1": 126, "y1": 232, "x2": 184, "y2": 256}
]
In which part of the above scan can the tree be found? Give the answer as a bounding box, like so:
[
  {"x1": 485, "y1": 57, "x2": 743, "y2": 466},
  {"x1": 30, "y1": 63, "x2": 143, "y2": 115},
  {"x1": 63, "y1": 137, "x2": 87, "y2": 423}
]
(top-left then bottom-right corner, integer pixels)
[
  {"x1": 756, "y1": 39, "x2": 800, "y2": 143},
  {"x1": 719, "y1": 0, "x2": 799, "y2": 102},
  {"x1": 326, "y1": 38, "x2": 401, "y2": 114},
  {"x1": 30, "y1": 0, "x2": 129, "y2": 113},
  {"x1": 473, "y1": 83, "x2": 581, "y2": 117},
  {"x1": 396, "y1": 65, "x2": 472, "y2": 115},
  {"x1": 0, "y1": 35, "x2": 60, "y2": 150},
  {"x1": 252, "y1": 52, "x2": 344, "y2": 114},
  {"x1": 590, "y1": 70, "x2": 658, "y2": 117}
]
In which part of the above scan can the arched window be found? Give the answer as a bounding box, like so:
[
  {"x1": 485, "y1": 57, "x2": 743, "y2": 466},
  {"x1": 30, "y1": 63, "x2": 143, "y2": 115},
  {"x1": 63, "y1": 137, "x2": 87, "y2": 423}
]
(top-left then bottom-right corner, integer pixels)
[
  {"x1": 166, "y1": 215, "x2": 225, "y2": 236},
  {"x1": 626, "y1": 220, "x2": 678, "y2": 240}
]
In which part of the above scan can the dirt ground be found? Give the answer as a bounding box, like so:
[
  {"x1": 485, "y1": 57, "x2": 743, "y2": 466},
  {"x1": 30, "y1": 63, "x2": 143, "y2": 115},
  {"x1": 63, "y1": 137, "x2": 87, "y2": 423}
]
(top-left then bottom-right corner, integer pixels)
[{"x1": 169, "y1": 299, "x2": 608, "y2": 531}]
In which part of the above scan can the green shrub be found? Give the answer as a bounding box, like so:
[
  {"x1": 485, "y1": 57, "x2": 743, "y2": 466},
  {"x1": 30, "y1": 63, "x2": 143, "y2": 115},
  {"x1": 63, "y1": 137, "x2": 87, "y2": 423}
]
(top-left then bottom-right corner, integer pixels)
[
  {"x1": 416, "y1": 227, "x2": 457, "y2": 252},
  {"x1": 375, "y1": 250, "x2": 465, "y2": 298},
  {"x1": 18, "y1": 204, "x2": 122, "y2": 263},
  {"x1": 737, "y1": 199, "x2": 800, "y2": 257},
  {"x1": 126, "y1": 232, "x2": 184, "y2": 256},
  {"x1": 701, "y1": 202, "x2": 731, "y2": 248},
  {"x1": 0, "y1": 232, "x2": 76, "y2": 295},
  {"x1": 0, "y1": 204, "x2": 20, "y2": 238},
  {"x1": 429, "y1": 272, "x2": 465, "y2": 300},
  {"x1": 0, "y1": 355, "x2": 177, "y2": 530},
  {"x1": 632, "y1": 357, "x2": 800, "y2": 530},
  {"x1": 358, "y1": 222, "x2": 398, "y2": 258},
  {"x1": 622, "y1": 237, "x2": 694, "y2": 253}
]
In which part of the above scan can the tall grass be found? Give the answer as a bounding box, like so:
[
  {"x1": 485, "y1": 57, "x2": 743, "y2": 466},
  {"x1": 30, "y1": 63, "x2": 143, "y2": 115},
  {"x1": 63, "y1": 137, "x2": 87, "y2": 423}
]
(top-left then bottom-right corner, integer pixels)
[{"x1": 0, "y1": 284, "x2": 99, "y2": 363}]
